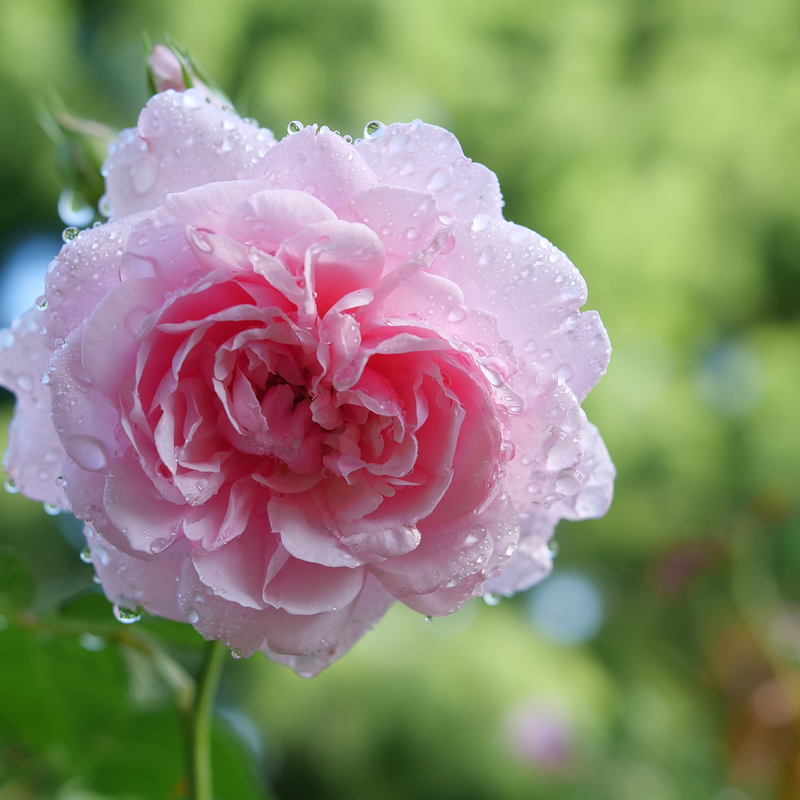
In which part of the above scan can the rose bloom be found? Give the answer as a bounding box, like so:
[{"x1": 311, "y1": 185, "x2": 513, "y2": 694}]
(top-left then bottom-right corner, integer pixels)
[{"x1": 0, "y1": 85, "x2": 613, "y2": 675}]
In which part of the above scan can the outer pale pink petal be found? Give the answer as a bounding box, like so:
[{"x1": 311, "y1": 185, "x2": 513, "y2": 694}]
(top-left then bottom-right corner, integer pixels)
[
  {"x1": 433, "y1": 220, "x2": 610, "y2": 402},
  {"x1": 550, "y1": 422, "x2": 615, "y2": 522},
  {"x1": 485, "y1": 423, "x2": 614, "y2": 597},
  {"x1": 85, "y1": 523, "x2": 184, "y2": 620},
  {"x1": 0, "y1": 309, "x2": 66, "y2": 506},
  {"x1": 503, "y1": 378, "x2": 586, "y2": 514},
  {"x1": 196, "y1": 189, "x2": 337, "y2": 249},
  {"x1": 268, "y1": 495, "x2": 370, "y2": 568},
  {"x1": 104, "y1": 89, "x2": 276, "y2": 218},
  {"x1": 345, "y1": 185, "x2": 442, "y2": 261},
  {"x1": 43, "y1": 217, "x2": 142, "y2": 349},
  {"x1": 63, "y1": 457, "x2": 141, "y2": 556},
  {"x1": 82, "y1": 277, "x2": 172, "y2": 400},
  {"x1": 192, "y1": 517, "x2": 276, "y2": 610},
  {"x1": 49, "y1": 329, "x2": 123, "y2": 472},
  {"x1": 119, "y1": 180, "x2": 268, "y2": 283},
  {"x1": 482, "y1": 514, "x2": 554, "y2": 596},
  {"x1": 355, "y1": 122, "x2": 503, "y2": 222},
  {"x1": 374, "y1": 491, "x2": 518, "y2": 612},
  {"x1": 249, "y1": 126, "x2": 376, "y2": 213},
  {"x1": 177, "y1": 559, "x2": 274, "y2": 658},
  {"x1": 262, "y1": 556, "x2": 365, "y2": 615},
  {"x1": 261, "y1": 572, "x2": 395, "y2": 677},
  {"x1": 103, "y1": 453, "x2": 189, "y2": 553}
]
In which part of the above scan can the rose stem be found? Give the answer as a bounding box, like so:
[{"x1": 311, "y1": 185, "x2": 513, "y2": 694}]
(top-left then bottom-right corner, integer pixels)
[{"x1": 189, "y1": 638, "x2": 227, "y2": 800}]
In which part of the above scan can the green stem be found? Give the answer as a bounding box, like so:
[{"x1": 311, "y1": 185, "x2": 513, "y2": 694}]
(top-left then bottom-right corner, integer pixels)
[{"x1": 189, "y1": 639, "x2": 227, "y2": 800}]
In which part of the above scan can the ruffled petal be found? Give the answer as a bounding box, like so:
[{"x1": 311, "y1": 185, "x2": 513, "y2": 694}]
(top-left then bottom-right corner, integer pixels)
[
  {"x1": 44, "y1": 217, "x2": 140, "y2": 349},
  {"x1": 86, "y1": 523, "x2": 184, "y2": 620},
  {"x1": 262, "y1": 555, "x2": 365, "y2": 615},
  {"x1": 104, "y1": 89, "x2": 276, "y2": 218},
  {"x1": 261, "y1": 572, "x2": 395, "y2": 677},
  {"x1": 355, "y1": 121, "x2": 503, "y2": 222},
  {"x1": 249, "y1": 126, "x2": 376, "y2": 213},
  {"x1": 0, "y1": 309, "x2": 66, "y2": 506},
  {"x1": 433, "y1": 219, "x2": 611, "y2": 401},
  {"x1": 49, "y1": 328, "x2": 123, "y2": 472}
]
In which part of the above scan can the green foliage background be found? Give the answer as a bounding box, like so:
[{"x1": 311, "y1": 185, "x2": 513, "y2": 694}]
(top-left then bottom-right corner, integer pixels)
[{"x1": 1, "y1": 0, "x2": 800, "y2": 798}]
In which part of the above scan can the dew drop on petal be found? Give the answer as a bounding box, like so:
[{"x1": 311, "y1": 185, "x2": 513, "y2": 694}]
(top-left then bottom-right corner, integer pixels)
[
  {"x1": 288, "y1": 120, "x2": 304, "y2": 135},
  {"x1": 364, "y1": 121, "x2": 386, "y2": 139},
  {"x1": 447, "y1": 305, "x2": 468, "y2": 323},
  {"x1": 113, "y1": 604, "x2": 141, "y2": 624},
  {"x1": 130, "y1": 157, "x2": 160, "y2": 195},
  {"x1": 428, "y1": 168, "x2": 451, "y2": 190},
  {"x1": 62, "y1": 227, "x2": 80, "y2": 242},
  {"x1": 79, "y1": 547, "x2": 93, "y2": 564},
  {"x1": 484, "y1": 593, "x2": 501, "y2": 606},
  {"x1": 4, "y1": 478, "x2": 18, "y2": 494},
  {"x1": 231, "y1": 648, "x2": 243, "y2": 659},
  {"x1": 471, "y1": 214, "x2": 491, "y2": 232},
  {"x1": 43, "y1": 503, "x2": 61, "y2": 516},
  {"x1": 186, "y1": 608, "x2": 199, "y2": 624}
]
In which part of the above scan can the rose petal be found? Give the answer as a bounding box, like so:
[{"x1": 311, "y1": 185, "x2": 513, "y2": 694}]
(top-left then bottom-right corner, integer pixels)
[
  {"x1": 0, "y1": 309, "x2": 67, "y2": 506},
  {"x1": 86, "y1": 523, "x2": 184, "y2": 620},
  {"x1": 104, "y1": 89, "x2": 276, "y2": 218},
  {"x1": 82, "y1": 277, "x2": 172, "y2": 400},
  {"x1": 249, "y1": 126, "x2": 376, "y2": 213},
  {"x1": 50, "y1": 329, "x2": 123, "y2": 472},
  {"x1": 356, "y1": 121, "x2": 503, "y2": 222},
  {"x1": 261, "y1": 572, "x2": 395, "y2": 677},
  {"x1": 263, "y1": 555, "x2": 365, "y2": 615}
]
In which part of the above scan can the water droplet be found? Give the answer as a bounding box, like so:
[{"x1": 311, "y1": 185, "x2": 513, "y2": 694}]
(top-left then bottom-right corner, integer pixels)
[
  {"x1": 55, "y1": 475, "x2": 66, "y2": 487},
  {"x1": 484, "y1": 593, "x2": 501, "y2": 607},
  {"x1": 43, "y1": 503, "x2": 61, "y2": 516},
  {"x1": 113, "y1": 604, "x2": 141, "y2": 624},
  {"x1": 364, "y1": 121, "x2": 386, "y2": 139},
  {"x1": 288, "y1": 120, "x2": 304, "y2": 134},
  {"x1": 187, "y1": 228, "x2": 213, "y2": 253},
  {"x1": 186, "y1": 608, "x2": 199, "y2": 624},
  {"x1": 447, "y1": 305, "x2": 468, "y2": 323},
  {"x1": 424, "y1": 615, "x2": 433, "y2": 622},
  {"x1": 182, "y1": 92, "x2": 203, "y2": 109},
  {"x1": 406, "y1": 227, "x2": 420, "y2": 239},
  {"x1": 62, "y1": 227, "x2": 80, "y2": 243},
  {"x1": 150, "y1": 537, "x2": 168, "y2": 554},
  {"x1": 231, "y1": 648, "x2": 243, "y2": 659},
  {"x1": 471, "y1": 214, "x2": 491, "y2": 232},
  {"x1": 92, "y1": 575, "x2": 102, "y2": 584},
  {"x1": 343, "y1": 134, "x2": 353, "y2": 144},
  {"x1": 16, "y1": 373, "x2": 33, "y2": 392},
  {"x1": 79, "y1": 547, "x2": 93, "y2": 564},
  {"x1": 555, "y1": 469, "x2": 582, "y2": 496},
  {"x1": 35, "y1": 296, "x2": 47, "y2": 310},
  {"x1": 4, "y1": 478, "x2": 18, "y2": 494},
  {"x1": 524, "y1": 339, "x2": 537, "y2": 353},
  {"x1": 479, "y1": 246, "x2": 498, "y2": 265},
  {"x1": 39, "y1": 372, "x2": 49, "y2": 386},
  {"x1": 131, "y1": 156, "x2": 159, "y2": 195},
  {"x1": 547, "y1": 541, "x2": 559, "y2": 558},
  {"x1": 64, "y1": 435, "x2": 109, "y2": 472},
  {"x1": 437, "y1": 210, "x2": 455, "y2": 226},
  {"x1": 428, "y1": 168, "x2": 451, "y2": 190}
]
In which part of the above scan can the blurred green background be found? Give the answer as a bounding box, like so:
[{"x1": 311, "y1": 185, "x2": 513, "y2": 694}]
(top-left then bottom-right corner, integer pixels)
[{"x1": 2, "y1": 0, "x2": 800, "y2": 798}]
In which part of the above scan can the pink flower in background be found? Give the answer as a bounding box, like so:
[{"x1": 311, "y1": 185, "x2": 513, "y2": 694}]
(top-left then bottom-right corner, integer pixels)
[{"x1": 0, "y1": 77, "x2": 613, "y2": 674}]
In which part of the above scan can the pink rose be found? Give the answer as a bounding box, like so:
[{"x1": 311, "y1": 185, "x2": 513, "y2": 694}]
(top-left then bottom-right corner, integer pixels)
[{"x1": 0, "y1": 90, "x2": 613, "y2": 676}]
